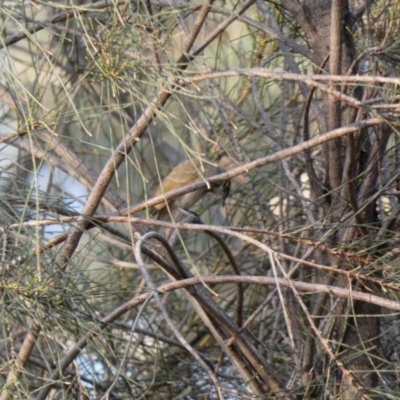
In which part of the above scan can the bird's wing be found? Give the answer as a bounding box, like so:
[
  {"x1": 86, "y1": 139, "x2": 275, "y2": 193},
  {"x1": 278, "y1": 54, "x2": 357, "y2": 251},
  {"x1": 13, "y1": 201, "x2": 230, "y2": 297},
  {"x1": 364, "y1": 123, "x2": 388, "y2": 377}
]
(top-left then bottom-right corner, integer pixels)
[{"x1": 154, "y1": 161, "x2": 201, "y2": 196}]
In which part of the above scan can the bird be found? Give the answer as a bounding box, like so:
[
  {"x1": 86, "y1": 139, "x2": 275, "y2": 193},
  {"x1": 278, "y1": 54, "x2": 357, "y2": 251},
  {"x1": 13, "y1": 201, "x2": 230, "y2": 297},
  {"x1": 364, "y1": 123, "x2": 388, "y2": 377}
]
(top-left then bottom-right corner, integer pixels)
[{"x1": 152, "y1": 159, "x2": 230, "y2": 220}]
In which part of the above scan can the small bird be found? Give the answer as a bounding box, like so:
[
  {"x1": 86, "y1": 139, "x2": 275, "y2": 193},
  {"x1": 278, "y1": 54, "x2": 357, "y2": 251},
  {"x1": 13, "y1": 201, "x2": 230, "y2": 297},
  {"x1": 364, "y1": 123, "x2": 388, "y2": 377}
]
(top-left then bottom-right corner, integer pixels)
[{"x1": 153, "y1": 159, "x2": 230, "y2": 220}]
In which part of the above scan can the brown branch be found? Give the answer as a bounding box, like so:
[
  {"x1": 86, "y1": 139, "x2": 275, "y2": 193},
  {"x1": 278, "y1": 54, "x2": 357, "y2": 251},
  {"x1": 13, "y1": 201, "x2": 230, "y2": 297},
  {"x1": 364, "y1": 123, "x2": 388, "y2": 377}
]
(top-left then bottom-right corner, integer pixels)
[
  {"x1": 1, "y1": 0, "x2": 130, "y2": 49},
  {"x1": 19, "y1": 214, "x2": 400, "y2": 293},
  {"x1": 327, "y1": 0, "x2": 344, "y2": 191},
  {"x1": 34, "y1": 272, "x2": 400, "y2": 399},
  {"x1": 0, "y1": 321, "x2": 41, "y2": 400},
  {"x1": 203, "y1": 228, "x2": 244, "y2": 327},
  {"x1": 187, "y1": 68, "x2": 400, "y2": 89},
  {"x1": 116, "y1": 118, "x2": 386, "y2": 216},
  {"x1": 302, "y1": 55, "x2": 330, "y2": 205},
  {"x1": 58, "y1": 0, "x2": 256, "y2": 268}
]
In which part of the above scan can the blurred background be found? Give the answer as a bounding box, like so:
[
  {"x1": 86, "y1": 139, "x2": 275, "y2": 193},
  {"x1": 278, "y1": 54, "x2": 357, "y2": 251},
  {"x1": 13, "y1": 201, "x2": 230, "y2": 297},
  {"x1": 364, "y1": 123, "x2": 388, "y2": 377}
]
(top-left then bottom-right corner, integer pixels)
[{"x1": 1, "y1": 1, "x2": 400, "y2": 399}]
